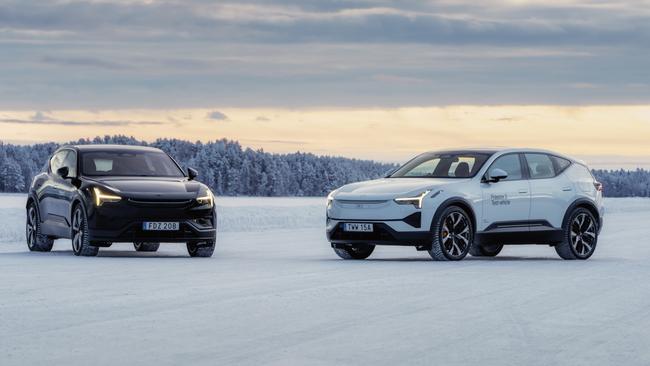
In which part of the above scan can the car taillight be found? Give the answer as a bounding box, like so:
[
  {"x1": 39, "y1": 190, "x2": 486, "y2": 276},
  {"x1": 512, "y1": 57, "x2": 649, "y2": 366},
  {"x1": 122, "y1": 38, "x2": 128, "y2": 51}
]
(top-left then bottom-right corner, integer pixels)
[{"x1": 594, "y1": 181, "x2": 603, "y2": 192}]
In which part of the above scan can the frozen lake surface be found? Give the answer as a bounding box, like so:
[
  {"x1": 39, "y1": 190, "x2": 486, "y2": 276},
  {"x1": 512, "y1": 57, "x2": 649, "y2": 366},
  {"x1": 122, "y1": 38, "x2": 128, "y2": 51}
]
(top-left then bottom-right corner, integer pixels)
[{"x1": 1, "y1": 194, "x2": 650, "y2": 365}]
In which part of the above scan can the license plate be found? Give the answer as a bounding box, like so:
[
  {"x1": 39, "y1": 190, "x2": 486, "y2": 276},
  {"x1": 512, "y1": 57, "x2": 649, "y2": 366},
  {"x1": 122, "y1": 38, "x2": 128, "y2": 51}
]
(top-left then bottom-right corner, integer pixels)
[
  {"x1": 142, "y1": 222, "x2": 179, "y2": 231},
  {"x1": 343, "y1": 223, "x2": 374, "y2": 232}
]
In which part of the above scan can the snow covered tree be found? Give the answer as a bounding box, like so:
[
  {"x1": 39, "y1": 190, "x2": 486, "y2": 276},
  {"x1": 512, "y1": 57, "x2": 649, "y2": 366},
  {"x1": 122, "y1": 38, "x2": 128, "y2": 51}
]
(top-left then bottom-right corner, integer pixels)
[
  {"x1": 1, "y1": 158, "x2": 25, "y2": 192},
  {"x1": 2, "y1": 135, "x2": 649, "y2": 197}
]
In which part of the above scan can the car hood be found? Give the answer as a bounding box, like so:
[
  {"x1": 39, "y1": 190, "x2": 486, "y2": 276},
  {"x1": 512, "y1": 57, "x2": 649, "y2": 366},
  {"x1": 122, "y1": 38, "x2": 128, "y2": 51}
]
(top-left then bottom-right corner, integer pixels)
[
  {"x1": 85, "y1": 176, "x2": 204, "y2": 200},
  {"x1": 334, "y1": 178, "x2": 466, "y2": 200}
]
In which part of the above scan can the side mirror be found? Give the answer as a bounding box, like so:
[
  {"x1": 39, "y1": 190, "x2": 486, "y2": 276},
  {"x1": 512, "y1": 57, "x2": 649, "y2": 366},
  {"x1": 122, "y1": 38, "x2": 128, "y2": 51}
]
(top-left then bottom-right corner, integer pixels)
[
  {"x1": 484, "y1": 168, "x2": 508, "y2": 183},
  {"x1": 187, "y1": 167, "x2": 198, "y2": 181},
  {"x1": 56, "y1": 166, "x2": 69, "y2": 179}
]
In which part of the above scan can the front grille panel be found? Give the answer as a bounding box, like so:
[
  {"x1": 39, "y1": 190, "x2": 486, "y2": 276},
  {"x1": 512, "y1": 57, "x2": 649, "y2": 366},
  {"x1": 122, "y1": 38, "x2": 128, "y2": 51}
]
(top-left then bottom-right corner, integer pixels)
[
  {"x1": 330, "y1": 223, "x2": 397, "y2": 242},
  {"x1": 126, "y1": 198, "x2": 194, "y2": 208},
  {"x1": 335, "y1": 199, "x2": 388, "y2": 205}
]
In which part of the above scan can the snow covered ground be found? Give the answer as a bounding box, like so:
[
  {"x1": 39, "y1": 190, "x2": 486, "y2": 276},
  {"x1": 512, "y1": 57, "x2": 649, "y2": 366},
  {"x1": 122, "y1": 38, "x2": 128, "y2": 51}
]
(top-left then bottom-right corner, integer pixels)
[{"x1": 2, "y1": 194, "x2": 650, "y2": 365}]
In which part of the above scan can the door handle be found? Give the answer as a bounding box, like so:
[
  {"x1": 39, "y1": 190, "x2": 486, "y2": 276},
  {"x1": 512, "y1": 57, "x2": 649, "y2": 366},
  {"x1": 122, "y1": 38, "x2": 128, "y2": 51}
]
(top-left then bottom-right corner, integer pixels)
[
  {"x1": 518, "y1": 190, "x2": 528, "y2": 194},
  {"x1": 562, "y1": 187, "x2": 572, "y2": 192}
]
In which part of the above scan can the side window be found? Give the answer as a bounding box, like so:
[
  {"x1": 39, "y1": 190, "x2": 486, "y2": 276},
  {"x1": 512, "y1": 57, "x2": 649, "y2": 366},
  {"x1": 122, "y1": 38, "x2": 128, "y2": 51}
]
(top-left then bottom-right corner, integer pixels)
[
  {"x1": 487, "y1": 154, "x2": 522, "y2": 181},
  {"x1": 550, "y1": 155, "x2": 571, "y2": 175},
  {"x1": 448, "y1": 157, "x2": 476, "y2": 178},
  {"x1": 61, "y1": 150, "x2": 77, "y2": 177},
  {"x1": 525, "y1": 153, "x2": 555, "y2": 179},
  {"x1": 49, "y1": 151, "x2": 66, "y2": 173}
]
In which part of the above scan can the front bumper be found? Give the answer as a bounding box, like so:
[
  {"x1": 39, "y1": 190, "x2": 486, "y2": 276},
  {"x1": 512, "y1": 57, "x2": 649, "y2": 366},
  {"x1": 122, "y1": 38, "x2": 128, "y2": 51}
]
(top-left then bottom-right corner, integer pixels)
[
  {"x1": 86, "y1": 199, "x2": 216, "y2": 243},
  {"x1": 326, "y1": 219, "x2": 431, "y2": 247},
  {"x1": 326, "y1": 198, "x2": 433, "y2": 247}
]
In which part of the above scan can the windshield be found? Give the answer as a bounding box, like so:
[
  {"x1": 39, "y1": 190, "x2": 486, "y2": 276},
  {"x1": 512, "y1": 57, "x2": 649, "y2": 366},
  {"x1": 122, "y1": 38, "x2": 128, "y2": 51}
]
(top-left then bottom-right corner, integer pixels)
[
  {"x1": 390, "y1": 152, "x2": 492, "y2": 178},
  {"x1": 81, "y1": 151, "x2": 185, "y2": 177}
]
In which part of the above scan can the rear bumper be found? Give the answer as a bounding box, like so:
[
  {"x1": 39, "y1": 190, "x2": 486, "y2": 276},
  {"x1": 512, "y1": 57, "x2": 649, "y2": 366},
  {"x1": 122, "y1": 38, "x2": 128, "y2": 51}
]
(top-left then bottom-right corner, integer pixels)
[
  {"x1": 326, "y1": 219, "x2": 431, "y2": 247},
  {"x1": 86, "y1": 200, "x2": 216, "y2": 243}
]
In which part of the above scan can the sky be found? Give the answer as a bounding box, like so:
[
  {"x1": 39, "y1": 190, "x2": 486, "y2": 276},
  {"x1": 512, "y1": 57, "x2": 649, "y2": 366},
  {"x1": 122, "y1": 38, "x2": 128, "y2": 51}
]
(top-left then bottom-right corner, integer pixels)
[{"x1": 0, "y1": 0, "x2": 649, "y2": 167}]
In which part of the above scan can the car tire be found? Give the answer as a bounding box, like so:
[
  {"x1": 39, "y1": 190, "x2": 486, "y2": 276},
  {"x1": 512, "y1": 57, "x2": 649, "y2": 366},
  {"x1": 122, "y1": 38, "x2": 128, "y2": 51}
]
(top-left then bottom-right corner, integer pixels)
[
  {"x1": 555, "y1": 208, "x2": 598, "y2": 260},
  {"x1": 26, "y1": 202, "x2": 54, "y2": 252},
  {"x1": 429, "y1": 206, "x2": 473, "y2": 261},
  {"x1": 187, "y1": 241, "x2": 215, "y2": 258},
  {"x1": 469, "y1": 243, "x2": 503, "y2": 257},
  {"x1": 134, "y1": 242, "x2": 160, "y2": 252},
  {"x1": 332, "y1": 244, "x2": 375, "y2": 260},
  {"x1": 71, "y1": 204, "x2": 98, "y2": 257}
]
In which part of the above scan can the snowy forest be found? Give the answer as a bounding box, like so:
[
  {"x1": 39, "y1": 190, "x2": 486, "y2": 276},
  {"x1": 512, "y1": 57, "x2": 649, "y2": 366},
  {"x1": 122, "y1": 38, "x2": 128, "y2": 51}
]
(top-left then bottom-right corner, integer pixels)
[
  {"x1": 0, "y1": 135, "x2": 395, "y2": 196},
  {"x1": 591, "y1": 169, "x2": 650, "y2": 197},
  {"x1": 0, "y1": 135, "x2": 649, "y2": 197}
]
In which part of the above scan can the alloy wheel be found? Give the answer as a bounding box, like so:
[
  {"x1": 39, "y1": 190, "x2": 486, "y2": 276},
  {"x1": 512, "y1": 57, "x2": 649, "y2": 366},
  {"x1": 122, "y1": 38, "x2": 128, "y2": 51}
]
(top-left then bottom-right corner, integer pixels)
[
  {"x1": 71, "y1": 208, "x2": 84, "y2": 253},
  {"x1": 570, "y1": 213, "x2": 597, "y2": 257},
  {"x1": 440, "y1": 211, "x2": 471, "y2": 258},
  {"x1": 26, "y1": 206, "x2": 37, "y2": 248}
]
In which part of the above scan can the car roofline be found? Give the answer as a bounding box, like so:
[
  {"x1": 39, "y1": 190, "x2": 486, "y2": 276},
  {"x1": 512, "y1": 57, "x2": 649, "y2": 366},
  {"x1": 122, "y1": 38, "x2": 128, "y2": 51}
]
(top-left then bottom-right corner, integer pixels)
[
  {"x1": 60, "y1": 144, "x2": 164, "y2": 153},
  {"x1": 421, "y1": 148, "x2": 579, "y2": 163}
]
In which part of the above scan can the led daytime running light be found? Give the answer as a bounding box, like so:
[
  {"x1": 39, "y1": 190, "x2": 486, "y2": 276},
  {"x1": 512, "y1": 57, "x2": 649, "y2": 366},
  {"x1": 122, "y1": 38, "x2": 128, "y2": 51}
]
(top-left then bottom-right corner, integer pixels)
[
  {"x1": 93, "y1": 187, "x2": 121, "y2": 206},
  {"x1": 327, "y1": 191, "x2": 335, "y2": 207},
  {"x1": 394, "y1": 190, "x2": 431, "y2": 209},
  {"x1": 197, "y1": 190, "x2": 214, "y2": 207}
]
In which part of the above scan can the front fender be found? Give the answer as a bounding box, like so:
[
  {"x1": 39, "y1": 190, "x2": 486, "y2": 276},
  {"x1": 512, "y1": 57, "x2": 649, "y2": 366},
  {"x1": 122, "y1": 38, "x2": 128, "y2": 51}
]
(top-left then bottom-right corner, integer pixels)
[
  {"x1": 428, "y1": 196, "x2": 478, "y2": 233},
  {"x1": 26, "y1": 191, "x2": 39, "y2": 209},
  {"x1": 69, "y1": 184, "x2": 94, "y2": 222}
]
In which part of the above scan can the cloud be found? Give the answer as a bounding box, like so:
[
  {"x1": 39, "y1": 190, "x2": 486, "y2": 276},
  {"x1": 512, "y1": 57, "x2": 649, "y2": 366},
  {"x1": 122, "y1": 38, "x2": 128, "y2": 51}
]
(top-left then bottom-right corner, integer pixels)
[
  {"x1": 207, "y1": 111, "x2": 229, "y2": 121},
  {"x1": 2, "y1": 1, "x2": 648, "y2": 45},
  {"x1": 494, "y1": 116, "x2": 523, "y2": 122},
  {"x1": 241, "y1": 138, "x2": 306, "y2": 146},
  {"x1": 0, "y1": 116, "x2": 164, "y2": 126},
  {"x1": 41, "y1": 56, "x2": 128, "y2": 70},
  {"x1": 0, "y1": 0, "x2": 648, "y2": 108},
  {"x1": 568, "y1": 82, "x2": 599, "y2": 89},
  {"x1": 30, "y1": 111, "x2": 55, "y2": 121},
  {"x1": 372, "y1": 74, "x2": 427, "y2": 85},
  {"x1": 255, "y1": 116, "x2": 271, "y2": 122}
]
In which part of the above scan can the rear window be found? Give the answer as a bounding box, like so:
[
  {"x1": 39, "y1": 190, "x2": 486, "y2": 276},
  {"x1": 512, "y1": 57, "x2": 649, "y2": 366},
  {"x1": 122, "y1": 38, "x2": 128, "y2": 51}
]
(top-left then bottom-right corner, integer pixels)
[{"x1": 551, "y1": 155, "x2": 572, "y2": 175}]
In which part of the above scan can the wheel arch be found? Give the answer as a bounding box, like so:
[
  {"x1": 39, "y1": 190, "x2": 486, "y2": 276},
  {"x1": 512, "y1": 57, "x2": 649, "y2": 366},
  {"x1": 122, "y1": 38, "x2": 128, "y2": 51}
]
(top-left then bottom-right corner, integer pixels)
[
  {"x1": 68, "y1": 193, "x2": 90, "y2": 233},
  {"x1": 70, "y1": 196, "x2": 85, "y2": 218},
  {"x1": 25, "y1": 193, "x2": 41, "y2": 222},
  {"x1": 25, "y1": 192, "x2": 38, "y2": 209},
  {"x1": 430, "y1": 197, "x2": 477, "y2": 234},
  {"x1": 562, "y1": 198, "x2": 600, "y2": 231}
]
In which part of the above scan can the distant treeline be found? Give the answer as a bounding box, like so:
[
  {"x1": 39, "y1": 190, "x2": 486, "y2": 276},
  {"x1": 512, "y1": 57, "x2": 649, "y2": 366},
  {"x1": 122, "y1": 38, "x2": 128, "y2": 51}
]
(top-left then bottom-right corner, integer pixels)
[
  {"x1": 0, "y1": 135, "x2": 396, "y2": 196},
  {"x1": 0, "y1": 136, "x2": 648, "y2": 197},
  {"x1": 592, "y1": 169, "x2": 650, "y2": 197}
]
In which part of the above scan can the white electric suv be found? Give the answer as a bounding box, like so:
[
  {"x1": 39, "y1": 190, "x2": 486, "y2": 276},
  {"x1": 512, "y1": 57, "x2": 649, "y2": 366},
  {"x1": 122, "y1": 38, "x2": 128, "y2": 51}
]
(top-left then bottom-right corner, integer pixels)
[{"x1": 326, "y1": 148, "x2": 604, "y2": 261}]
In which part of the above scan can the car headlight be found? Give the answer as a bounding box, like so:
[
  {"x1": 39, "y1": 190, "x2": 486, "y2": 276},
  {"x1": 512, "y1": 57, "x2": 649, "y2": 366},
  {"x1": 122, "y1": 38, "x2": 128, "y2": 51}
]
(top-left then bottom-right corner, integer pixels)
[
  {"x1": 394, "y1": 190, "x2": 431, "y2": 209},
  {"x1": 196, "y1": 189, "x2": 214, "y2": 208},
  {"x1": 327, "y1": 191, "x2": 335, "y2": 208},
  {"x1": 93, "y1": 187, "x2": 121, "y2": 206}
]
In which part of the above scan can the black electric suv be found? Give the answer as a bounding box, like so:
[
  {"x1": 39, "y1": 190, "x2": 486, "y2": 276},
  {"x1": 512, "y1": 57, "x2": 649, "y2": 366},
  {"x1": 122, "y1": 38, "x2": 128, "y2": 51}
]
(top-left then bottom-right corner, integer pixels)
[{"x1": 25, "y1": 145, "x2": 217, "y2": 257}]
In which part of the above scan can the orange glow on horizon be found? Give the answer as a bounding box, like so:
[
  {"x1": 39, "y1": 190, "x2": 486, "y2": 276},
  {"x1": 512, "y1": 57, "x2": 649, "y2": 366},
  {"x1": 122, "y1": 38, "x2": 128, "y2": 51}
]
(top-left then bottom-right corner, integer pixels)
[{"x1": 2, "y1": 105, "x2": 649, "y2": 165}]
